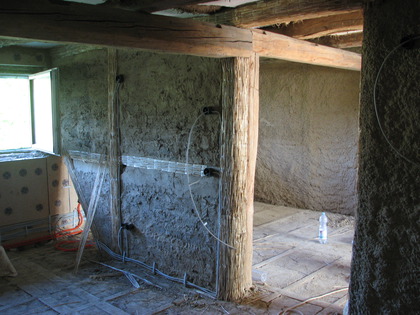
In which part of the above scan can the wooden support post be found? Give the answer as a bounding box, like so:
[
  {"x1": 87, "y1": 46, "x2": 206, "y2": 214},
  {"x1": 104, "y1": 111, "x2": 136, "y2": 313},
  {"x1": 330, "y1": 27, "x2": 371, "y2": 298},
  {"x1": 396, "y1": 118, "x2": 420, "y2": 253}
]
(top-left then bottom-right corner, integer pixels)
[
  {"x1": 218, "y1": 53, "x2": 259, "y2": 301},
  {"x1": 108, "y1": 48, "x2": 121, "y2": 250}
]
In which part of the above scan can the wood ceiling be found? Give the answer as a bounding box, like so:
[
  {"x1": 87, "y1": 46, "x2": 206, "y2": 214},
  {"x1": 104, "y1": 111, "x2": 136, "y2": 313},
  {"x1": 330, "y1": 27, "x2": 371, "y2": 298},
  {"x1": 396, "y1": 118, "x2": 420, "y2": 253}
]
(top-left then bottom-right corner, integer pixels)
[
  {"x1": 0, "y1": 0, "x2": 366, "y2": 71},
  {"x1": 102, "y1": 0, "x2": 365, "y2": 48}
]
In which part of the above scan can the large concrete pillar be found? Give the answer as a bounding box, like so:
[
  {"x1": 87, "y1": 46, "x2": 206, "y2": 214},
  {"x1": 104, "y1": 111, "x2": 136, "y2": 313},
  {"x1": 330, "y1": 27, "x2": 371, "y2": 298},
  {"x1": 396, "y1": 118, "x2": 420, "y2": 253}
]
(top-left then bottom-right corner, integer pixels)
[{"x1": 350, "y1": 0, "x2": 419, "y2": 313}]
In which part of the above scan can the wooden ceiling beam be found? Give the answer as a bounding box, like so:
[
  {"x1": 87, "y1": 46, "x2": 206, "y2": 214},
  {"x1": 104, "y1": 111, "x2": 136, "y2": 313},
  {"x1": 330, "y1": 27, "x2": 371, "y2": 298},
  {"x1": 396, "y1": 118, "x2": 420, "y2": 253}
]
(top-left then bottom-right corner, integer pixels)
[
  {"x1": 309, "y1": 32, "x2": 363, "y2": 49},
  {"x1": 0, "y1": 0, "x2": 361, "y2": 70},
  {"x1": 253, "y1": 30, "x2": 361, "y2": 71},
  {"x1": 262, "y1": 10, "x2": 363, "y2": 40},
  {"x1": 0, "y1": 0, "x2": 253, "y2": 58},
  {"x1": 197, "y1": 0, "x2": 364, "y2": 28}
]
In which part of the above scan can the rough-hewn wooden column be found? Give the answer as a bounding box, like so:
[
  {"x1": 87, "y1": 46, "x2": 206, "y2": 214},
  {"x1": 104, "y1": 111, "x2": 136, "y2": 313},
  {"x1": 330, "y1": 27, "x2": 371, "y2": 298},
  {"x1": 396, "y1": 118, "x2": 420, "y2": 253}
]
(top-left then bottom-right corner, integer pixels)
[
  {"x1": 108, "y1": 48, "x2": 121, "y2": 250},
  {"x1": 218, "y1": 53, "x2": 259, "y2": 301}
]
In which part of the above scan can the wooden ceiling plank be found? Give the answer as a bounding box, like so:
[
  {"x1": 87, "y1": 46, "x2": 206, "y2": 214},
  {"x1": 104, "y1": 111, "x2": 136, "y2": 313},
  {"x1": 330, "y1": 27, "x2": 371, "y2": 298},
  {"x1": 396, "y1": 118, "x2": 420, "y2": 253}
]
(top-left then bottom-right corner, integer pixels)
[
  {"x1": 262, "y1": 10, "x2": 363, "y2": 40},
  {"x1": 103, "y1": 0, "x2": 211, "y2": 13},
  {"x1": 309, "y1": 32, "x2": 363, "y2": 49},
  {"x1": 0, "y1": 0, "x2": 253, "y2": 58},
  {"x1": 197, "y1": 0, "x2": 364, "y2": 28},
  {"x1": 253, "y1": 30, "x2": 361, "y2": 71}
]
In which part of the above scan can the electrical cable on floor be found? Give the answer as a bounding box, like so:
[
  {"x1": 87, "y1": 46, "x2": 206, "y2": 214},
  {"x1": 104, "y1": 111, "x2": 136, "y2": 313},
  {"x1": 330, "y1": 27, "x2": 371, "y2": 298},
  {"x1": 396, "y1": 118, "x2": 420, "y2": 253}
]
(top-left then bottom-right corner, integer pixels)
[
  {"x1": 373, "y1": 35, "x2": 420, "y2": 168},
  {"x1": 92, "y1": 260, "x2": 164, "y2": 289},
  {"x1": 96, "y1": 240, "x2": 216, "y2": 297},
  {"x1": 279, "y1": 287, "x2": 348, "y2": 315},
  {"x1": 186, "y1": 113, "x2": 235, "y2": 250}
]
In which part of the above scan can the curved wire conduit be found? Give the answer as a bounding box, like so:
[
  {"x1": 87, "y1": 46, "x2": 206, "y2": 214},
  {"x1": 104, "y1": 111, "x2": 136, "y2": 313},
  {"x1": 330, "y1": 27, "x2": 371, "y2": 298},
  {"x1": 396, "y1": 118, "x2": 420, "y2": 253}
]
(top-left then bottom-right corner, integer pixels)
[
  {"x1": 373, "y1": 35, "x2": 420, "y2": 168},
  {"x1": 185, "y1": 112, "x2": 235, "y2": 250}
]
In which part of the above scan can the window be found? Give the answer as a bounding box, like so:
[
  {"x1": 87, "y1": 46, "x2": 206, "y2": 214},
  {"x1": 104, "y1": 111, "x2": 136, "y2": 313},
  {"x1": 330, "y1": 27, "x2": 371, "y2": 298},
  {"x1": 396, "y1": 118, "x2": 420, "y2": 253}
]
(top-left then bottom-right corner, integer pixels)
[{"x1": 0, "y1": 69, "x2": 59, "y2": 154}]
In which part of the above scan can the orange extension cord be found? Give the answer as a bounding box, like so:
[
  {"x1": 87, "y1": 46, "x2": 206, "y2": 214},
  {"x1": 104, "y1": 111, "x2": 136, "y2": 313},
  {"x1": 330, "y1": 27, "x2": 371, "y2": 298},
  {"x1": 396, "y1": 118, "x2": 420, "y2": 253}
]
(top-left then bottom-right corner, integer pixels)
[
  {"x1": 3, "y1": 203, "x2": 93, "y2": 252},
  {"x1": 54, "y1": 203, "x2": 94, "y2": 252}
]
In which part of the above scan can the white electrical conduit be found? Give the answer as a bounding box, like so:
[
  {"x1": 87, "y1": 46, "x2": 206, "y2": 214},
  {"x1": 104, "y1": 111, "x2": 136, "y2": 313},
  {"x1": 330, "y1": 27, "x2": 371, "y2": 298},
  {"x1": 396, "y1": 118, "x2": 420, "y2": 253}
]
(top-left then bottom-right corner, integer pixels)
[
  {"x1": 117, "y1": 225, "x2": 129, "y2": 262},
  {"x1": 185, "y1": 113, "x2": 235, "y2": 250},
  {"x1": 96, "y1": 241, "x2": 216, "y2": 297},
  {"x1": 74, "y1": 153, "x2": 107, "y2": 274},
  {"x1": 92, "y1": 260, "x2": 162, "y2": 289}
]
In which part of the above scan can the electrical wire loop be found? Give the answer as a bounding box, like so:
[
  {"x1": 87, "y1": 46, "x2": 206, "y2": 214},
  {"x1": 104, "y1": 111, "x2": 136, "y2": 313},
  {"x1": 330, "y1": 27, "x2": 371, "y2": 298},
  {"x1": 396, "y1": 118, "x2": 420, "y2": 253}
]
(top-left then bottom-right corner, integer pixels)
[
  {"x1": 373, "y1": 35, "x2": 420, "y2": 168},
  {"x1": 186, "y1": 113, "x2": 235, "y2": 250}
]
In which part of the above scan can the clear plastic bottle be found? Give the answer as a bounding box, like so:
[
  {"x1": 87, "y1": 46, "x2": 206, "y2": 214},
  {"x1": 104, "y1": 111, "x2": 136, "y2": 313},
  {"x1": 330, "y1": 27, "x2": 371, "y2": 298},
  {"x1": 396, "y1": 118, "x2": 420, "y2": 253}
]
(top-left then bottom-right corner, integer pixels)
[
  {"x1": 252, "y1": 269, "x2": 268, "y2": 283},
  {"x1": 319, "y1": 212, "x2": 328, "y2": 244}
]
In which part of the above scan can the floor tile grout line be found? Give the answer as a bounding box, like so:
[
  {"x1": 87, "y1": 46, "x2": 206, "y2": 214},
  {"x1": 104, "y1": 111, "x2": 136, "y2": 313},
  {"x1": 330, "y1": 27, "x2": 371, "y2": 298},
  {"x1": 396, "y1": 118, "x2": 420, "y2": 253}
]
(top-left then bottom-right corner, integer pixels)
[
  {"x1": 253, "y1": 214, "x2": 310, "y2": 230},
  {"x1": 281, "y1": 257, "x2": 343, "y2": 291},
  {"x1": 271, "y1": 287, "x2": 347, "y2": 312},
  {"x1": 252, "y1": 247, "x2": 296, "y2": 269},
  {"x1": 0, "y1": 297, "x2": 37, "y2": 312}
]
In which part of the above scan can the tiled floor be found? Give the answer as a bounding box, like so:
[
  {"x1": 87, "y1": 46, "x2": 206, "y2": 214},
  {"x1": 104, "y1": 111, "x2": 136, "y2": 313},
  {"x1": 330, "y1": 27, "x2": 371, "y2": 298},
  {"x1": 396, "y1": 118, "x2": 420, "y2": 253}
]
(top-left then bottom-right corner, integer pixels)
[
  {"x1": 252, "y1": 202, "x2": 354, "y2": 314},
  {"x1": 0, "y1": 202, "x2": 354, "y2": 314}
]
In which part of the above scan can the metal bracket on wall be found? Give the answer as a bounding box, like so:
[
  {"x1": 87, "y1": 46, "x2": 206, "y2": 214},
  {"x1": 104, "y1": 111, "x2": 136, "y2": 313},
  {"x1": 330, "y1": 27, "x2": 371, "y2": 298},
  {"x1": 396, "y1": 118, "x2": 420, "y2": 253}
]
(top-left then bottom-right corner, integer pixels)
[{"x1": 68, "y1": 150, "x2": 219, "y2": 177}]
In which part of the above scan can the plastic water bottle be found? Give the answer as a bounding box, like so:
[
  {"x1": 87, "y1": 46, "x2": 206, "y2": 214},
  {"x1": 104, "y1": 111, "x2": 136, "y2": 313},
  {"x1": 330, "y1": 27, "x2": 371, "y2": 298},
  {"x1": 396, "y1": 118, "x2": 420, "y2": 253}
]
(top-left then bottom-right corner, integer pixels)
[
  {"x1": 252, "y1": 269, "x2": 268, "y2": 283},
  {"x1": 319, "y1": 212, "x2": 328, "y2": 244}
]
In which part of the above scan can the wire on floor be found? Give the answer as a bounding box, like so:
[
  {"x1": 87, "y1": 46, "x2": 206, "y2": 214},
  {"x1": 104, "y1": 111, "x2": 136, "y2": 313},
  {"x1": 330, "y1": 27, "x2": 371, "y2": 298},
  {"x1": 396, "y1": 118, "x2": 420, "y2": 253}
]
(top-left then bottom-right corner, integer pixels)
[{"x1": 280, "y1": 287, "x2": 348, "y2": 315}]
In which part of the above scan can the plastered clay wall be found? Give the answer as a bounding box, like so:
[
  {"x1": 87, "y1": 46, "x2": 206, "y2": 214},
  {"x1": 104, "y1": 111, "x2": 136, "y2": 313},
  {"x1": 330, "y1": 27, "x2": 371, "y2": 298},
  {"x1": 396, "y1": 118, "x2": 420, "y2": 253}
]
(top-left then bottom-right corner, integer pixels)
[
  {"x1": 255, "y1": 61, "x2": 360, "y2": 215},
  {"x1": 53, "y1": 48, "x2": 222, "y2": 289},
  {"x1": 349, "y1": 0, "x2": 420, "y2": 313}
]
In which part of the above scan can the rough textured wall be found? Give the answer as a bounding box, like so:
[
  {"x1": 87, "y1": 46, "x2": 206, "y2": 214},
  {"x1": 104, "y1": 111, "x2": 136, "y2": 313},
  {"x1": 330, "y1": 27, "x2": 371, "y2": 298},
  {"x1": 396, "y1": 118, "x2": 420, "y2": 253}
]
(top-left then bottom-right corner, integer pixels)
[
  {"x1": 255, "y1": 62, "x2": 360, "y2": 215},
  {"x1": 349, "y1": 0, "x2": 420, "y2": 313},
  {"x1": 53, "y1": 48, "x2": 222, "y2": 289}
]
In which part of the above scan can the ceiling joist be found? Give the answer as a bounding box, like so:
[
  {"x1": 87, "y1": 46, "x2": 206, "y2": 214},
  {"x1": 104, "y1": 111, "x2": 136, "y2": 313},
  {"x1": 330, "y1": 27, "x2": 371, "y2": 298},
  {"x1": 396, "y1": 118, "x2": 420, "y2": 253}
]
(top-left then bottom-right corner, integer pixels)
[
  {"x1": 0, "y1": 0, "x2": 253, "y2": 58},
  {"x1": 196, "y1": 0, "x2": 364, "y2": 28},
  {"x1": 253, "y1": 30, "x2": 361, "y2": 70},
  {"x1": 309, "y1": 32, "x2": 363, "y2": 49},
  {"x1": 262, "y1": 10, "x2": 363, "y2": 39},
  {"x1": 0, "y1": 0, "x2": 361, "y2": 71}
]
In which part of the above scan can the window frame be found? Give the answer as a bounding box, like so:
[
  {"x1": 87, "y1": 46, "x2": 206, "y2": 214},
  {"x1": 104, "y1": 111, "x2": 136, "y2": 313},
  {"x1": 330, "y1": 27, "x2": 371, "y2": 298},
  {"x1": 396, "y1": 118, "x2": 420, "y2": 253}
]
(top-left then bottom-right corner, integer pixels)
[{"x1": 0, "y1": 68, "x2": 60, "y2": 156}]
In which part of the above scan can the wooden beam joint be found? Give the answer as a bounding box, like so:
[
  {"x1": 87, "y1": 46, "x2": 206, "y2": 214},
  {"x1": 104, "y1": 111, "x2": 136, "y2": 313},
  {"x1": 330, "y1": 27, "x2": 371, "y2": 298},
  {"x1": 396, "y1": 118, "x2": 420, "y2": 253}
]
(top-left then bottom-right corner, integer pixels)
[
  {"x1": 0, "y1": 0, "x2": 361, "y2": 71},
  {"x1": 197, "y1": 0, "x2": 364, "y2": 28}
]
